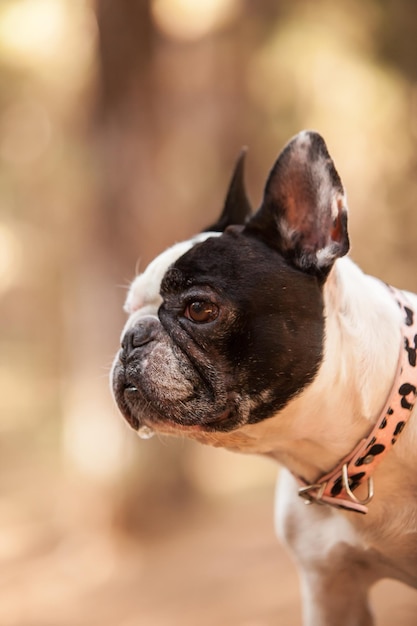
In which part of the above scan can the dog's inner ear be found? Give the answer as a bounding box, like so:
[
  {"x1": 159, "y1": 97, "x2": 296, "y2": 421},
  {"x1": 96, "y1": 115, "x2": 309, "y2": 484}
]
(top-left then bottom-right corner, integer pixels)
[
  {"x1": 204, "y1": 148, "x2": 252, "y2": 232},
  {"x1": 244, "y1": 131, "x2": 350, "y2": 277}
]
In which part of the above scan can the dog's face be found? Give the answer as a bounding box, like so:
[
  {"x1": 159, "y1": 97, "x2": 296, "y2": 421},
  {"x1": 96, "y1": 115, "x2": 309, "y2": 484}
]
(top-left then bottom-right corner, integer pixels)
[{"x1": 112, "y1": 131, "x2": 350, "y2": 443}]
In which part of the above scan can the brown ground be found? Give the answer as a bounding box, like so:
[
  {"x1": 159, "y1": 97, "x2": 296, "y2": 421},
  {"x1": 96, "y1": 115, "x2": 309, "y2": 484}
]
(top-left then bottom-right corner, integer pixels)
[{"x1": 1, "y1": 475, "x2": 417, "y2": 626}]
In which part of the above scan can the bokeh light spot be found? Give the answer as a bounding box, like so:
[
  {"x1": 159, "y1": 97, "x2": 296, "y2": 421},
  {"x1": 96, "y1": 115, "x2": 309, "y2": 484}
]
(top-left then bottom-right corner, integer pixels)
[{"x1": 151, "y1": 0, "x2": 240, "y2": 41}]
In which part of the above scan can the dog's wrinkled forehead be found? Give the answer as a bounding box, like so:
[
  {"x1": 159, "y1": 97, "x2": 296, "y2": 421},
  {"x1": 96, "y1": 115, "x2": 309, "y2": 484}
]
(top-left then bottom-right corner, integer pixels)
[{"x1": 124, "y1": 232, "x2": 221, "y2": 316}]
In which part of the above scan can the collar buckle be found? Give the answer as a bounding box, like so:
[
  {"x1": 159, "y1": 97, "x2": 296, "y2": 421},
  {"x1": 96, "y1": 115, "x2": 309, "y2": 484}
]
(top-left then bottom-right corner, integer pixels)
[
  {"x1": 298, "y1": 464, "x2": 375, "y2": 511},
  {"x1": 298, "y1": 481, "x2": 327, "y2": 504}
]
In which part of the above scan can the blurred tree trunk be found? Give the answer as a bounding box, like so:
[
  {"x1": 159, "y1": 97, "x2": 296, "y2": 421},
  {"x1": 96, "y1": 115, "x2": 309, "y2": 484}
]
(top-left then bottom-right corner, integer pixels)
[
  {"x1": 373, "y1": 0, "x2": 417, "y2": 280},
  {"x1": 61, "y1": 0, "x2": 161, "y2": 531},
  {"x1": 62, "y1": 0, "x2": 276, "y2": 530}
]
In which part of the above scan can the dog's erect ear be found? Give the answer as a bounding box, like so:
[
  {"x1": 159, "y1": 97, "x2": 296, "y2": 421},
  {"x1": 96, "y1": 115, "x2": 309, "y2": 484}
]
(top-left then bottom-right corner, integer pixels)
[
  {"x1": 204, "y1": 148, "x2": 252, "y2": 232},
  {"x1": 244, "y1": 131, "x2": 349, "y2": 277}
]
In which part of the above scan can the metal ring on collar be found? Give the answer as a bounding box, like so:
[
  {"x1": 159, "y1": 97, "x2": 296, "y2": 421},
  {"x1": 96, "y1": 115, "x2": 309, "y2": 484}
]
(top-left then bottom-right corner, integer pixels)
[{"x1": 342, "y1": 463, "x2": 374, "y2": 506}]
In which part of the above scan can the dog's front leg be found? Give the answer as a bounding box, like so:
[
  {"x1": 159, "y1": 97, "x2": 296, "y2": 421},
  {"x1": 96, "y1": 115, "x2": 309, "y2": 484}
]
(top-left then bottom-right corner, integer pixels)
[
  {"x1": 276, "y1": 470, "x2": 375, "y2": 626},
  {"x1": 298, "y1": 565, "x2": 374, "y2": 626}
]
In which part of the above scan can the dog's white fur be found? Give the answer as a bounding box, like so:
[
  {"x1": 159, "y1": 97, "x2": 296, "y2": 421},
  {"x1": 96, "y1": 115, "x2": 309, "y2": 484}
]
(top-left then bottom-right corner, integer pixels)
[
  {"x1": 121, "y1": 240, "x2": 417, "y2": 625},
  {"x1": 124, "y1": 232, "x2": 218, "y2": 318},
  {"x1": 273, "y1": 258, "x2": 417, "y2": 625}
]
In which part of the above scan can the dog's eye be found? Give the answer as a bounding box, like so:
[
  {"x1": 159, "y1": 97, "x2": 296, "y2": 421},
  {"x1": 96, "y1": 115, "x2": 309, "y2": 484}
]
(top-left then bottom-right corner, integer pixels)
[{"x1": 184, "y1": 301, "x2": 219, "y2": 323}]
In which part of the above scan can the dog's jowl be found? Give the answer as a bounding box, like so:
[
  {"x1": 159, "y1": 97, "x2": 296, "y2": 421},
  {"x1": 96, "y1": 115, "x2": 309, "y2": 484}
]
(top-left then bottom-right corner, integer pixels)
[{"x1": 111, "y1": 131, "x2": 417, "y2": 626}]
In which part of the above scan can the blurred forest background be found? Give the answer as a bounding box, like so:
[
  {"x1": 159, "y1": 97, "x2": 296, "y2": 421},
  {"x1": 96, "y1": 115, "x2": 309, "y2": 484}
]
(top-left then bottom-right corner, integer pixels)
[{"x1": 2, "y1": 0, "x2": 417, "y2": 624}]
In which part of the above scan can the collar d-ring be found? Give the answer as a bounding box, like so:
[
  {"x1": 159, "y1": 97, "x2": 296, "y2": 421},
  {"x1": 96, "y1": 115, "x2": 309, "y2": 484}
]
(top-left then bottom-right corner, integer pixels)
[{"x1": 341, "y1": 463, "x2": 374, "y2": 506}]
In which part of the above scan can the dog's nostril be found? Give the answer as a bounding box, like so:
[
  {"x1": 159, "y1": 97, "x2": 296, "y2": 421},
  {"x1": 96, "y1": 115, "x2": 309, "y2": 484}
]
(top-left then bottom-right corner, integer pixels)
[
  {"x1": 118, "y1": 347, "x2": 126, "y2": 364},
  {"x1": 133, "y1": 325, "x2": 154, "y2": 347},
  {"x1": 121, "y1": 320, "x2": 158, "y2": 353}
]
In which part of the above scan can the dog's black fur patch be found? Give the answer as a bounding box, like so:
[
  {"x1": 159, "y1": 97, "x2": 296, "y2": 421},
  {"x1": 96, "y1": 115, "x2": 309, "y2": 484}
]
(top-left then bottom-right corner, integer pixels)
[{"x1": 160, "y1": 227, "x2": 325, "y2": 428}]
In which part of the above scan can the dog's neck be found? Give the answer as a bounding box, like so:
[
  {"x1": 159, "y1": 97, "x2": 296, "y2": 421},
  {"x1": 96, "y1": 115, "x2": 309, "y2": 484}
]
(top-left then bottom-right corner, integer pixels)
[{"x1": 217, "y1": 258, "x2": 404, "y2": 484}]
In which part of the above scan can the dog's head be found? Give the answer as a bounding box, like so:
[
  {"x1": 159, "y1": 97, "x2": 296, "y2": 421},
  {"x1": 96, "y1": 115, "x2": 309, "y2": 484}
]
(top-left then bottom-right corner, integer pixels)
[{"x1": 111, "y1": 131, "x2": 349, "y2": 444}]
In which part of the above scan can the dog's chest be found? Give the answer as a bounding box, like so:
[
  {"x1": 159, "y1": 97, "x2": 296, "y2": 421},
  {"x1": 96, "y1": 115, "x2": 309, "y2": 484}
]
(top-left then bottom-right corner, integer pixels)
[{"x1": 277, "y1": 467, "x2": 417, "y2": 589}]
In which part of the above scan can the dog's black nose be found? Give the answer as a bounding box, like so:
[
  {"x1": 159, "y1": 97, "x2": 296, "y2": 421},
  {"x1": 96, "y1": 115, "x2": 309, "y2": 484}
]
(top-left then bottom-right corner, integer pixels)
[{"x1": 121, "y1": 318, "x2": 159, "y2": 356}]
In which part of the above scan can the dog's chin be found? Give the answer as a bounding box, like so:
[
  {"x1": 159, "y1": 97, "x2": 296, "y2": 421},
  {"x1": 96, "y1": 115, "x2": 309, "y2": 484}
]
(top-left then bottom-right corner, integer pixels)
[{"x1": 116, "y1": 385, "x2": 241, "y2": 436}]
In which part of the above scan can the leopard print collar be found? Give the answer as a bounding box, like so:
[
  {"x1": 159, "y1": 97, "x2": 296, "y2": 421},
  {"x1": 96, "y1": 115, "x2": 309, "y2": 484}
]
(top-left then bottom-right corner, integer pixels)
[{"x1": 298, "y1": 286, "x2": 417, "y2": 514}]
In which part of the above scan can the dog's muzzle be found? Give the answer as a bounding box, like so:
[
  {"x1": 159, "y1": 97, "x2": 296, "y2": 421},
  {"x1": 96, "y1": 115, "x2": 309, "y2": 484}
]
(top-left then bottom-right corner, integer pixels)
[{"x1": 112, "y1": 316, "x2": 161, "y2": 431}]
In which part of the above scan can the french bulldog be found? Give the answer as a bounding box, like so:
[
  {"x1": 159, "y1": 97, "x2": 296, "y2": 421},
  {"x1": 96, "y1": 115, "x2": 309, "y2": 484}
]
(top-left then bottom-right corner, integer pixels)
[{"x1": 111, "y1": 131, "x2": 417, "y2": 626}]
